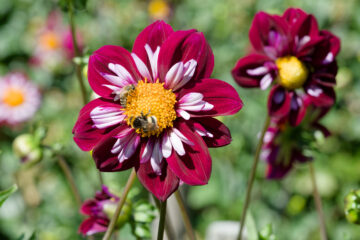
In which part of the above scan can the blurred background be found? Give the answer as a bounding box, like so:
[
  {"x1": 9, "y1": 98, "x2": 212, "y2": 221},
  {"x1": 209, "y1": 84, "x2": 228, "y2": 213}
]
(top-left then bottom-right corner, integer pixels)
[{"x1": 0, "y1": 0, "x2": 359, "y2": 239}]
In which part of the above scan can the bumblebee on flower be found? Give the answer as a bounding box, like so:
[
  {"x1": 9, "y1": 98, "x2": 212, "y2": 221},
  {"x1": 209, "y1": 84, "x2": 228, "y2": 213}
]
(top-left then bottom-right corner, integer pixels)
[{"x1": 73, "y1": 21, "x2": 243, "y2": 201}]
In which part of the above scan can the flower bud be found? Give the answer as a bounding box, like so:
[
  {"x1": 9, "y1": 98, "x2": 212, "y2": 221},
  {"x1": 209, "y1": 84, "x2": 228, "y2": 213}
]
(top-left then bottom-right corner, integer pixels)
[
  {"x1": 103, "y1": 199, "x2": 132, "y2": 228},
  {"x1": 344, "y1": 190, "x2": 360, "y2": 224},
  {"x1": 12, "y1": 134, "x2": 42, "y2": 166}
]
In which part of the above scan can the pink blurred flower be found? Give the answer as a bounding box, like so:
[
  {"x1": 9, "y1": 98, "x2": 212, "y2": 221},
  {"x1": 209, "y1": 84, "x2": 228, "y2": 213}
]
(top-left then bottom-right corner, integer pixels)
[
  {"x1": 232, "y1": 8, "x2": 340, "y2": 125},
  {"x1": 73, "y1": 21, "x2": 243, "y2": 201},
  {"x1": 0, "y1": 72, "x2": 41, "y2": 125},
  {"x1": 31, "y1": 11, "x2": 83, "y2": 69}
]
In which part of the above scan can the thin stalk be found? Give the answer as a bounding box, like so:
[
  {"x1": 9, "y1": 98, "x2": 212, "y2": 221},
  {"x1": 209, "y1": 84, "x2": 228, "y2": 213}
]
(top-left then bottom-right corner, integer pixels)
[
  {"x1": 67, "y1": 0, "x2": 88, "y2": 105},
  {"x1": 57, "y1": 156, "x2": 82, "y2": 206},
  {"x1": 175, "y1": 191, "x2": 196, "y2": 240},
  {"x1": 309, "y1": 162, "x2": 328, "y2": 240},
  {"x1": 67, "y1": 0, "x2": 104, "y2": 186},
  {"x1": 152, "y1": 196, "x2": 176, "y2": 240},
  {"x1": 102, "y1": 169, "x2": 137, "y2": 240},
  {"x1": 157, "y1": 200, "x2": 167, "y2": 240},
  {"x1": 237, "y1": 116, "x2": 271, "y2": 240}
]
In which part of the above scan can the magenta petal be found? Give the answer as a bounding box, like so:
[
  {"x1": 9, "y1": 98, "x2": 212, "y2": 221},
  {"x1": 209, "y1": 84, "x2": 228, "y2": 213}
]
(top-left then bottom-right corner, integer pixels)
[
  {"x1": 136, "y1": 160, "x2": 179, "y2": 201},
  {"x1": 166, "y1": 120, "x2": 212, "y2": 185},
  {"x1": 88, "y1": 45, "x2": 141, "y2": 99},
  {"x1": 311, "y1": 30, "x2": 341, "y2": 67},
  {"x1": 73, "y1": 98, "x2": 120, "y2": 151},
  {"x1": 80, "y1": 200, "x2": 99, "y2": 215},
  {"x1": 79, "y1": 217, "x2": 109, "y2": 236},
  {"x1": 266, "y1": 162, "x2": 293, "y2": 179},
  {"x1": 92, "y1": 126, "x2": 140, "y2": 172},
  {"x1": 268, "y1": 85, "x2": 291, "y2": 118},
  {"x1": 249, "y1": 12, "x2": 289, "y2": 57},
  {"x1": 305, "y1": 83, "x2": 336, "y2": 107},
  {"x1": 178, "y1": 78, "x2": 243, "y2": 117},
  {"x1": 158, "y1": 30, "x2": 214, "y2": 84},
  {"x1": 312, "y1": 73, "x2": 336, "y2": 87},
  {"x1": 132, "y1": 20, "x2": 173, "y2": 68},
  {"x1": 188, "y1": 117, "x2": 232, "y2": 148},
  {"x1": 232, "y1": 54, "x2": 274, "y2": 88},
  {"x1": 289, "y1": 93, "x2": 306, "y2": 127}
]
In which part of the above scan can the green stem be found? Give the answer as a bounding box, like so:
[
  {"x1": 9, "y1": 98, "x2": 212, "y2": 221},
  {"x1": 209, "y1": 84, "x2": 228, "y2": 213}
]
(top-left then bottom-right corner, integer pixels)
[
  {"x1": 102, "y1": 169, "x2": 137, "y2": 240},
  {"x1": 67, "y1": 0, "x2": 88, "y2": 105},
  {"x1": 152, "y1": 196, "x2": 176, "y2": 240},
  {"x1": 175, "y1": 191, "x2": 196, "y2": 240},
  {"x1": 237, "y1": 115, "x2": 271, "y2": 240},
  {"x1": 67, "y1": 0, "x2": 104, "y2": 187},
  {"x1": 309, "y1": 162, "x2": 328, "y2": 240},
  {"x1": 57, "y1": 156, "x2": 82, "y2": 206},
  {"x1": 157, "y1": 200, "x2": 167, "y2": 240}
]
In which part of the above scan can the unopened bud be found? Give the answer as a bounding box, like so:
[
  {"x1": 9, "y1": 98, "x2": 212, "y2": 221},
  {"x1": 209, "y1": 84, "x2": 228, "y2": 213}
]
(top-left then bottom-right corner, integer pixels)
[
  {"x1": 344, "y1": 189, "x2": 360, "y2": 224},
  {"x1": 13, "y1": 134, "x2": 42, "y2": 166},
  {"x1": 103, "y1": 199, "x2": 132, "y2": 229}
]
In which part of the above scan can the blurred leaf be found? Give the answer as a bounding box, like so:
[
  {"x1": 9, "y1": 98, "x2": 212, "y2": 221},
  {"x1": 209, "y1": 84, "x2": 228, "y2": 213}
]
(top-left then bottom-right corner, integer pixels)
[
  {"x1": 0, "y1": 184, "x2": 17, "y2": 207},
  {"x1": 134, "y1": 224, "x2": 151, "y2": 238},
  {"x1": 59, "y1": 0, "x2": 88, "y2": 12},
  {"x1": 245, "y1": 211, "x2": 258, "y2": 240},
  {"x1": 259, "y1": 224, "x2": 277, "y2": 240}
]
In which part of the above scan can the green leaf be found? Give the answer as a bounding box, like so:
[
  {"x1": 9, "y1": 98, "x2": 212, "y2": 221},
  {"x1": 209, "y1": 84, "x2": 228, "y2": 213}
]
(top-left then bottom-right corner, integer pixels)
[
  {"x1": 134, "y1": 225, "x2": 151, "y2": 238},
  {"x1": 245, "y1": 211, "x2": 258, "y2": 240},
  {"x1": 0, "y1": 184, "x2": 17, "y2": 207},
  {"x1": 259, "y1": 224, "x2": 277, "y2": 240}
]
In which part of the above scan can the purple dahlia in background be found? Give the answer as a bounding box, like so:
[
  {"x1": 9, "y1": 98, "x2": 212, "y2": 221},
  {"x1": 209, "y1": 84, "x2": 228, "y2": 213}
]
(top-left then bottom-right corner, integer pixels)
[
  {"x1": 232, "y1": 8, "x2": 340, "y2": 126},
  {"x1": 73, "y1": 21, "x2": 243, "y2": 201},
  {"x1": 79, "y1": 185, "x2": 130, "y2": 236},
  {"x1": 261, "y1": 96, "x2": 331, "y2": 179}
]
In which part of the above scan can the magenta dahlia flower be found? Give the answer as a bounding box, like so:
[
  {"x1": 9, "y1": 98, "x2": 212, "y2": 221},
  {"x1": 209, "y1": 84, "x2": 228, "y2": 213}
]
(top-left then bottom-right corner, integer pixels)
[
  {"x1": 73, "y1": 21, "x2": 243, "y2": 200},
  {"x1": 79, "y1": 185, "x2": 130, "y2": 236},
  {"x1": 261, "y1": 97, "x2": 330, "y2": 179},
  {"x1": 0, "y1": 72, "x2": 41, "y2": 125},
  {"x1": 232, "y1": 8, "x2": 340, "y2": 125}
]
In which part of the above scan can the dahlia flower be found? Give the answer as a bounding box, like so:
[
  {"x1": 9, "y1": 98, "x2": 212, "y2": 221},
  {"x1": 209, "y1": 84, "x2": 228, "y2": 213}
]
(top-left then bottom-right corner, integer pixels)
[
  {"x1": 73, "y1": 21, "x2": 242, "y2": 200},
  {"x1": 261, "y1": 97, "x2": 330, "y2": 179},
  {"x1": 79, "y1": 185, "x2": 131, "y2": 235},
  {"x1": 232, "y1": 8, "x2": 340, "y2": 125},
  {"x1": 31, "y1": 11, "x2": 83, "y2": 69},
  {"x1": 0, "y1": 72, "x2": 41, "y2": 125}
]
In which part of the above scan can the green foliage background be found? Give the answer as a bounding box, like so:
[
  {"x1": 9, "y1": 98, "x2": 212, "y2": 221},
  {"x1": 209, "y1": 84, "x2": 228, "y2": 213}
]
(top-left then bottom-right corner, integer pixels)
[{"x1": 0, "y1": 0, "x2": 359, "y2": 239}]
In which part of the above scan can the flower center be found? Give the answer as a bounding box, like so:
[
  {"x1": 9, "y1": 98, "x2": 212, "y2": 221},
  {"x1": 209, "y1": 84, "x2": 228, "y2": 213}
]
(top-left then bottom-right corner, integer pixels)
[
  {"x1": 3, "y1": 88, "x2": 25, "y2": 107},
  {"x1": 276, "y1": 56, "x2": 308, "y2": 90},
  {"x1": 40, "y1": 32, "x2": 60, "y2": 50},
  {"x1": 124, "y1": 80, "x2": 177, "y2": 137}
]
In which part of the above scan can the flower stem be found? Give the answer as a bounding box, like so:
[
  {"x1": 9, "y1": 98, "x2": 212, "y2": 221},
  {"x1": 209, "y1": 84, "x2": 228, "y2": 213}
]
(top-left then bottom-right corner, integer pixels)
[
  {"x1": 237, "y1": 115, "x2": 271, "y2": 240},
  {"x1": 175, "y1": 191, "x2": 196, "y2": 240},
  {"x1": 157, "y1": 200, "x2": 167, "y2": 240},
  {"x1": 309, "y1": 162, "x2": 328, "y2": 240},
  {"x1": 67, "y1": 0, "x2": 104, "y2": 187},
  {"x1": 152, "y1": 196, "x2": 176, "y2": 240},
  {"x1": 102, "y1": 169, "x2": 137, "y2": 240},
  {"x1": 67, "y1": 0, "x2": 88, "y2": 105},
  {"x1": 57, "y1": 156, "x2": 82, "y2": 206}
]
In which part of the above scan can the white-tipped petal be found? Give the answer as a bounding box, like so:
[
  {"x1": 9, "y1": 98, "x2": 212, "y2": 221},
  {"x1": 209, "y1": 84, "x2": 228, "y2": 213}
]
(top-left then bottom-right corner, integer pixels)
[{"x1": 131, "y1": 53, "x2": 152, "y2": 81}]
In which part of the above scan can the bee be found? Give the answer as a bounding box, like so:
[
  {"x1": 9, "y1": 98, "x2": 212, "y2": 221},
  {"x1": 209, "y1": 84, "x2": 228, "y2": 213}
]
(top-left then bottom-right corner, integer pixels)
[
  {"x1": 114, "y1": 84, "x2": 135, "y2": 108},
  {"x1": 130, "y1": 111, "x2": 159, "y2": 133}
]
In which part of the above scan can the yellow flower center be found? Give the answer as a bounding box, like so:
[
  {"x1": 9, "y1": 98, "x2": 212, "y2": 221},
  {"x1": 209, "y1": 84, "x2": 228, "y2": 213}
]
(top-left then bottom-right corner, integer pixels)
[
  {"x1": 124, "y1": 80, "x2": 177, "y2": 137},
  {"x1": 3, "y1": 88, "x2": 25, "y2": 107},
  {"x1": 40, "y1": 31, "x2": 60, "y2": 50},
  {"x1": 148, "y1": 0, "x2": 170, "y2": 19},
  {"x1": 276, "y1": 56, "x2": 308, "y2": 90}
]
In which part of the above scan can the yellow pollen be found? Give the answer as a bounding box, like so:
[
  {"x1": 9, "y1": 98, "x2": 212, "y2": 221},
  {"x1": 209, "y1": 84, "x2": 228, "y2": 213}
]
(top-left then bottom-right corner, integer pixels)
[
  {"x1": 148, "y1": 0, "x2": 171, "y2": 20},
  {"x1": 3, "y1": 88, "x2": 25, "y2": 107},
  {"x1": 124, "y1": 80, "x2": 177, "y2": 137},
  {"x1": 40, "y1": 31, "x2": 60, "y2": 50},
  {"x1": 276, "y1": 56, "x2": 308, "y2": 90}
]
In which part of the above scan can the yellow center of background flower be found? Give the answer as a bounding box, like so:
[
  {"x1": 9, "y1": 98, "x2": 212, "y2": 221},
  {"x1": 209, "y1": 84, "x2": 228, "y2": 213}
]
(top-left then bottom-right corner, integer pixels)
[
  {"x1": 3, "y1": 88, "x2": 25, "y2": 107},
  {"x1": 124, "y1": 80, "x2": 177, "y2": 137},
  {"x1": 148, "y1": 0, "x2": 170, "y2": 20},
  {"x1": 276, "y1": 56, "x2": 308, "y2": 90},
  {"x1": 40, "y1": 31, "x2": 60, "y2": 50}
]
